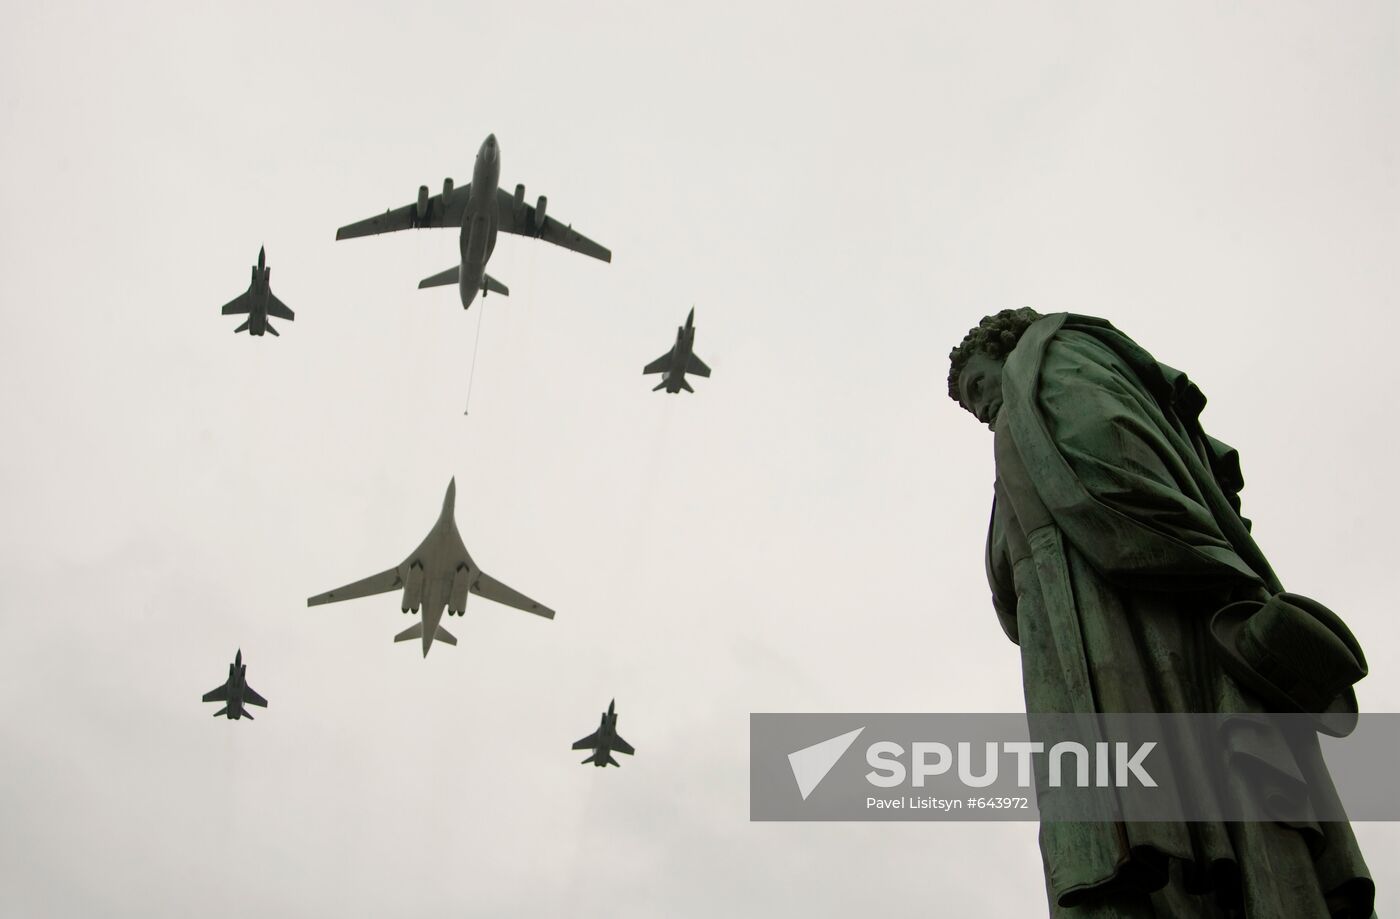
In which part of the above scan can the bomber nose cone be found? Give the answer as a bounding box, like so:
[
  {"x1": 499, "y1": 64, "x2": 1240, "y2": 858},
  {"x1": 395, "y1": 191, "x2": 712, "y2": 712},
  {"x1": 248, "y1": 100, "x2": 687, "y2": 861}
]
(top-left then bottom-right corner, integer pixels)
[{"x1": 482, "y1": 134, "x2": 498, "y2": 161}]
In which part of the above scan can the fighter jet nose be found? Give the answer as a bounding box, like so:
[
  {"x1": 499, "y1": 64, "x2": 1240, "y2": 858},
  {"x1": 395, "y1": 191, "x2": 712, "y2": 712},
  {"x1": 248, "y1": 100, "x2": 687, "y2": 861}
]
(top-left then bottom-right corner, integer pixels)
[{"x1": 444, "y1": 478, "x2": 457, "y2": 510}]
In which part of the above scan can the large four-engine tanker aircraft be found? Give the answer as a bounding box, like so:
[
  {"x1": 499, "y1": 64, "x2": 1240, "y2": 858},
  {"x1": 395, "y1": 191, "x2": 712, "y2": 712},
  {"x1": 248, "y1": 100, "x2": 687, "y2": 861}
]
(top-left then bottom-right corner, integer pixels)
[{"x1": 335, "y1": 134, "x2": 611, "y2": 310}]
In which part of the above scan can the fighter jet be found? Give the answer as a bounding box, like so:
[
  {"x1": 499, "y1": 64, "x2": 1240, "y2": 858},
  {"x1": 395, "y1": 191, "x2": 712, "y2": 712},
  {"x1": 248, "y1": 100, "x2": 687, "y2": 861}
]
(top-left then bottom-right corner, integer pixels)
[
  {"x1": 220, "y1": 247, "x2": 295, "y2": 336},
  {"x1": 643, "y1": 307, "x2": 710, "y2": 393},
  {"x1": 202, "y1": 649, "x2": 268, "y2": 720},
  {"x1": 307, "y1": 479, "x2": 554, "y2": 656},
  {"x1": 335, "y1": 134, "x2": 611, "y2": 310},
  {"x1": 573, "y1": 699, "x2": 635, "y2": 767}
]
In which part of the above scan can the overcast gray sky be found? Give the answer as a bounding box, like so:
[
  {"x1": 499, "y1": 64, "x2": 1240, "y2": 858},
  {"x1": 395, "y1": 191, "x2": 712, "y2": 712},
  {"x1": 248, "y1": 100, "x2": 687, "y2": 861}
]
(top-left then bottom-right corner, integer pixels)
[{"x1": 1, "y1": 1, "x2": 1396, "y2": 916}]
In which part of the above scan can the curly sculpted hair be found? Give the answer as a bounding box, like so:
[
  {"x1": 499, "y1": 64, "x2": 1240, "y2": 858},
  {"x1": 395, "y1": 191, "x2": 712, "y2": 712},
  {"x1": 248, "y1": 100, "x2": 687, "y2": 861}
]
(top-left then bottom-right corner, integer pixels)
[{"x1": 946, "y1": 307, "x2": 1043, "y2": 409}]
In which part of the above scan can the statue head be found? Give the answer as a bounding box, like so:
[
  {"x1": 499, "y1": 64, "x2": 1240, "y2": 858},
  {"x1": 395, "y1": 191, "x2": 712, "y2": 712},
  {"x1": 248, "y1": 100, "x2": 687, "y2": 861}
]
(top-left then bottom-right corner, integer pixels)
[{"x1": 947, "y1": 307, "x2": 1043, "y2": 428}]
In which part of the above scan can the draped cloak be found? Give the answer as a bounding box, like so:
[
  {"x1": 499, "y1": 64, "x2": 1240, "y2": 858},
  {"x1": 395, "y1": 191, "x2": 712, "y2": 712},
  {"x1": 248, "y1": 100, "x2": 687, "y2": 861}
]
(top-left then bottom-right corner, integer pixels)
[{"x1": 984, "y1": 314, "x2": 1376, "y2": 918}]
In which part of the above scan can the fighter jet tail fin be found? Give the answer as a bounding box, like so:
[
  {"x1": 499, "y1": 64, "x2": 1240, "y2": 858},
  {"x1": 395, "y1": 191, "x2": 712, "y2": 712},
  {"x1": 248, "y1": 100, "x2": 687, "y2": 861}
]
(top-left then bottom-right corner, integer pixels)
[
  {"x1": 482, "y1": 274, "x2": 509, "y2": 297},
  {"x1": 234, "y1": 319, "x2": 251, "y2": 334},
  {"x1": 242, "y1": 709, "x2": 254, "y2": 721},
  {"x1": 418, "y1": 265, "x2": 459, "y2": 289},
  {"x1": 679, "y1": 379, "x2": 693, "y2": 393},
  {"x1": 265, "y1": 323, "x2": 280, "y2": 337},
  {"x1": 213, "y1": 706, "x2": 228, "y2": 717},
  {"x1": 652, "y1": 380, "x2": 668, "y2": 391}
]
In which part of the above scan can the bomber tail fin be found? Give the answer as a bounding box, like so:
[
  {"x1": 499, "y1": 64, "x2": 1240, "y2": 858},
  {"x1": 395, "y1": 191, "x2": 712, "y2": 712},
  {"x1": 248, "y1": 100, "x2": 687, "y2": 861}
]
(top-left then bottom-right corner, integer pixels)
[
  {"x1": 393, "y1": 622, "x2": 457, "y2": 647},
  {"x1": 482, "y1": 274, "x2": 509, "y2": 297}
]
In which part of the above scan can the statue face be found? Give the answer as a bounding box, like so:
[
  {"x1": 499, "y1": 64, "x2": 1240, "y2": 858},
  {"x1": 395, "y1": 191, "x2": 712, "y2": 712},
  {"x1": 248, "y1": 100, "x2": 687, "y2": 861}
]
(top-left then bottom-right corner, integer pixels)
[{"x1": 958, "y1": 351, "x2": 1004, "y2": 429}]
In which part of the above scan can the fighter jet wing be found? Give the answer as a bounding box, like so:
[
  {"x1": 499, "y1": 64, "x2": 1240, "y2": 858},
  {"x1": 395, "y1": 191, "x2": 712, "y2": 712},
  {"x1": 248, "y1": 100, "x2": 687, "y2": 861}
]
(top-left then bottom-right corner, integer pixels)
[
  {"x1": 202, "y1": 684, "x2": 230, "y2": 703},
  {"x1": 307, "y1": 566, "x2": 404, "y2": 606},
  {"x1": 613, "y1": 734, "x2": 635, "y2": 756},
  {"x1": 494, "y1": 188, "x2": 611, "y2": 262},
  {"x1": 221, "y1": 292, "x2": 251, "y2": 315},
  {"x1": 336, "y1": 185, "x2": 470, "y2": 239},
  {"x1": 643, "y1": 352, "x2": 673, "y2": 375},
  {"x1": 243, "y1": 686, "x2": 268, "y2": 708},
  {"x1": 267, "y1": 294, "x2": 294, "y2": 322},
  {"x1": 686, "y1": 354, "x2": 711, "y2": 377},
  {"x1": 470, "y1": 571, "x2": 555, "y2": 619},
  {"x1": 572, "y1": 731, "x2": 600, "y2": 750}
]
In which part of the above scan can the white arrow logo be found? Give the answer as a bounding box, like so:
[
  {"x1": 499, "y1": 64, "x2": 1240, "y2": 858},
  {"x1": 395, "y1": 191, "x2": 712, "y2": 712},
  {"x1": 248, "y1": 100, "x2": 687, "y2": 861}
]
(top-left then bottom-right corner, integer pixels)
[{"x1": 788, "y1": 727, "x2": 865, "y2": 801}]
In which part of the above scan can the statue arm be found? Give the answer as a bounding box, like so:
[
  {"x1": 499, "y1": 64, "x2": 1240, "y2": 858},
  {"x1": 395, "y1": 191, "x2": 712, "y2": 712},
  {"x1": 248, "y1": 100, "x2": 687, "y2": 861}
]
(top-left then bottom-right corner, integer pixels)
[{"x1": 986, "y1": 490, "x2": 1020, "y2": 644}]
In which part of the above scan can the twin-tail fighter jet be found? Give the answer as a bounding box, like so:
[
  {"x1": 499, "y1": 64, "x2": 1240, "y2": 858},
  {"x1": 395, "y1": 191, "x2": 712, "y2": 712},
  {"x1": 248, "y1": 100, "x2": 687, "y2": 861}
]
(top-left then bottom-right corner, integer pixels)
[
  {"x1": 220, "y1": 247, "x2": 295, "y2": 336},
  {"x1": 573, "y1": 699, "x2": 635, "y2": 767},
  {"x1": 307, "y1": 479, "x2": 555, "y2": 656},
  {"x1": 202, "y1": 649, "x2": 268, "y2": 720},
  {"x1": 335, "y1": 134, "x2": 611, "y2": 310},
  {"x1": 643, "y1": 307, "x2": 710, "y2": 393}
]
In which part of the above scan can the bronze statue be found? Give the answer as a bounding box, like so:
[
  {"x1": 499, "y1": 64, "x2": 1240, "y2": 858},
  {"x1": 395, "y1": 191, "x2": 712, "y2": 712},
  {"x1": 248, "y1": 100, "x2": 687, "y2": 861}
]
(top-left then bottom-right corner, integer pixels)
[{"x1": 949, "y1": 310, "x2": 1375, "y2": 917}]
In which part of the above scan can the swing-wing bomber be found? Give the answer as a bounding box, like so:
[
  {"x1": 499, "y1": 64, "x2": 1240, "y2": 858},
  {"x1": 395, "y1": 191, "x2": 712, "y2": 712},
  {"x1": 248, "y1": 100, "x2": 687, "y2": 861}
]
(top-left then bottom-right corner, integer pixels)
[{"x1": 307, "y1": 479, "x2": 554, "y2": 656}]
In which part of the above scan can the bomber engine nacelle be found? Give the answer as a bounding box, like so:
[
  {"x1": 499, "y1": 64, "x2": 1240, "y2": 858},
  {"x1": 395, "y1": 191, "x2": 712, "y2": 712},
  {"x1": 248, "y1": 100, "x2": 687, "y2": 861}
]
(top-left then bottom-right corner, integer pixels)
[
  {"x1": 416, "y1": 185, "x2": 430, "y2": 222},
  {"x1": 533, "y1": 195, "x2": 547, "y2": 232},
  {"x1": 514, "y1": 183, "x2": 525, "y2": 210},
  {"x1": 401, "y1": 562, "x2": 425, "y2": 613},
  {"x1": 442, "y1": 177, "x2": 454, "y2": 199},
  {"x1": 448, "y1": 564, "x2": 469, "y2": 615}
]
